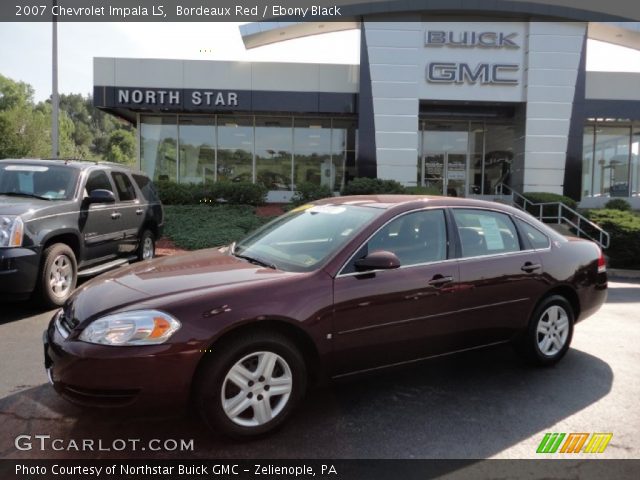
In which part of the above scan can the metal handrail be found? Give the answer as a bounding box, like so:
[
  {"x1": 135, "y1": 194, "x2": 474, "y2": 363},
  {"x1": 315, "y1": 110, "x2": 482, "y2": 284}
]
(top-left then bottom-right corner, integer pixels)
[{"x1": 494, "y1": 183, "x2": 610, "y2": 249}]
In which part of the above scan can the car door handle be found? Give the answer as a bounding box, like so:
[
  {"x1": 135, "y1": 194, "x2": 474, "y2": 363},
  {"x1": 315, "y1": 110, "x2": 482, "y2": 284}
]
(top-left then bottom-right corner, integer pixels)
[
  {"x1": 427, "y1": 275, "x2": 454, "y2": 287},
  {"x1": 135, "y1": 208, "x2": 144, "y2": 215},
  {"x1": 110, "y1": 212, "x2": 121, "y2": 220},
  {"x1": 521, "y1": 262, "x2": 541, "y2": 273}
]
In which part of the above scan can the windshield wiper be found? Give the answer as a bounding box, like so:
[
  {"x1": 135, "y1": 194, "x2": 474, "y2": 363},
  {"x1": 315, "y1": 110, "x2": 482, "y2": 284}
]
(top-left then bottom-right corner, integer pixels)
[
  {"x1": 233, "y1": 253, "x2": 277, "y2": 270},
  {"x1": 0, "y1": 191, "x2": 50, "y2": 201}
]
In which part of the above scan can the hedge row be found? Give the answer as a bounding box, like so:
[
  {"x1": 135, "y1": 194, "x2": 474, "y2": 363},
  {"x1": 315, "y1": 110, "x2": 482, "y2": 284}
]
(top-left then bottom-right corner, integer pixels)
[
  {"x1": 156, "y1": 181, "x2": 267, "y2": 206},
  {"x1": 585, "y1": 209, "x2": 640, "y2": 269}
]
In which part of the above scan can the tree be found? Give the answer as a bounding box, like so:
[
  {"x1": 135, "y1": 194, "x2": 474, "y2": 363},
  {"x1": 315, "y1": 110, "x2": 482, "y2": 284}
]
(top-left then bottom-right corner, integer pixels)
[{"x1": 105, "y1": 128, "x2": 135, "y2": 164}]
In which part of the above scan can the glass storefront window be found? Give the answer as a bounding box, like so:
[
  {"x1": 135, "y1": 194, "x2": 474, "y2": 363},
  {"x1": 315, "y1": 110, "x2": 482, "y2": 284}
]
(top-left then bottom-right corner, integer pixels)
[
  {"x1": 483, "y1": 124, "x2": 514, "y2": 194},
  {"x1": 293, "y1": 118, "x2": 332, "y2": 190},
  {"x1": 632, "y1": 129, "x2": 640, "y2": 197},
  {"x1": 140, "y1": 116, "x2": 178, "y2": 182},
  {"x1": 178, "y1": 117, "x2": 215, "y2": 184},
  {"x1": 469, "y1": 123, "x2": 484, "y2": 194},
  {"x1": 255, "y1": 117, "x2": 292, "y2": 191},
  {"x1": 217, "y1": 116, "x2": 254, "y2": 183},
  {"x1": 332, "y1": 118, "x2": 355, "y2": 190},
  {"x1": 592, "y1": 126, "x2": 631, "y2": 197},
  {"x1": 582, "y1": 126, "x2": 594, "y2": 197}
]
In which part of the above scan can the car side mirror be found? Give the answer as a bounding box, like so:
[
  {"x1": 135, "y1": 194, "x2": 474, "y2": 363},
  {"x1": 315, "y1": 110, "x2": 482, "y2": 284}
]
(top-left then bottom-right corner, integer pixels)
[
  {"x1": 87, "y1": 189, "x2": 115, "y2": 204},
  {"x1": 354, "y1": 250, "x2": 401, "y2": 271}
]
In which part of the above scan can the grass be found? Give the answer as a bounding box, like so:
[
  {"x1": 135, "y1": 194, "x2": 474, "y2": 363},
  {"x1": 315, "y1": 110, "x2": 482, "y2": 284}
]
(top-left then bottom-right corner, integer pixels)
[{"x1": 163, "y1": 205, "x2": 274, "y2": 250}]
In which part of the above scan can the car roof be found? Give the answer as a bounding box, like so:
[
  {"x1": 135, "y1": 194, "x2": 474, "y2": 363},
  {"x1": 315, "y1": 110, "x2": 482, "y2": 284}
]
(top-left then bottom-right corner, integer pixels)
[
  {"x1": 0, "y1": 158, "x2": 145, "y2": 175},
  {"x1": 314, "y1": 194, "x2": 516, "y2": 211}
]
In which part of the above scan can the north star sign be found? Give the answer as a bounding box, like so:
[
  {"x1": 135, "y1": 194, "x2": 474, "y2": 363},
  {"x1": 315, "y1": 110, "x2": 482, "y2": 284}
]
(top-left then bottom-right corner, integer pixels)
[
  {"x1": 116, "y1": 88, "x2": 239, "y2": 107},
  {"x1": 425, "y1": 30, "x2": 520, "y2": 85}
]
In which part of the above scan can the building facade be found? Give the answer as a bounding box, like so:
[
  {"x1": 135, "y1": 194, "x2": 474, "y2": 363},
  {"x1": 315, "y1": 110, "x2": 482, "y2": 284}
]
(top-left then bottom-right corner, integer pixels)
[{"x1": 93, "y1": 12, "x2": 640, "y2": 206}]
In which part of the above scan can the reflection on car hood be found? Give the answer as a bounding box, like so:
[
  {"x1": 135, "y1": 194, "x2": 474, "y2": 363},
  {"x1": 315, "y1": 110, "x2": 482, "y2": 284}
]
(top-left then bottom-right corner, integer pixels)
[
  {"x1": 0, "y1": 195, "x2": 64, "y2": 216},
  {"x1": 70, "y1": 249, "x2": 294, "y2": 321}
]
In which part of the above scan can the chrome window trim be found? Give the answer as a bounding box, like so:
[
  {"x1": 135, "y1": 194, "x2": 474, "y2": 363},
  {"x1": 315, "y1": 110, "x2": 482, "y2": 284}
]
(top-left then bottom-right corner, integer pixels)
[{"x1": 335, "y1": 206, "x2": 449, "y2": 278}]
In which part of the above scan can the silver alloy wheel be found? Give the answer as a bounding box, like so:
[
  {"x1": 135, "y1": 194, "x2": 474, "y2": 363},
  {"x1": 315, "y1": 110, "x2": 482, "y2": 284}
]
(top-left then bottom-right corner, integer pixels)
[
  {"x1": 536, "y1": 305, "x2": 570, "y2": 356},
  {"x1": 221, "y1": 351, "x2": 293, "y2": 427},
  {"x1": 142, "y1": 236, "x2": 154, "y2": 260},
  {"x1": 48, "y1": 254, "x2": 73, "y2": 298}
]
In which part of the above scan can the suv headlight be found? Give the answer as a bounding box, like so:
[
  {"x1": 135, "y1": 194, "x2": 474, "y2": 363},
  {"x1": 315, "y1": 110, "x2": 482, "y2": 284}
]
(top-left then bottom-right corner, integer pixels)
[
  {"x1": 79, "y1": 310, "x2": 181, "y2": 346},
  {"x1": 0, "y1": 216, "x2": 24, "y2": 247}
]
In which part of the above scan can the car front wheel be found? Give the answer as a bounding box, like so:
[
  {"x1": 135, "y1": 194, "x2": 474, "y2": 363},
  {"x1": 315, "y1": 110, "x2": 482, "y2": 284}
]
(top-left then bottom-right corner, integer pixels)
[
  {"x1": 194, "y1": 332, "x2": 307, "y2": 438},
  {"x1": 515, "y1": 295, "x2": 574, "y2": 366},
  {"x1": 39, "y1": 243, "x2": 77, "y2": 308}
]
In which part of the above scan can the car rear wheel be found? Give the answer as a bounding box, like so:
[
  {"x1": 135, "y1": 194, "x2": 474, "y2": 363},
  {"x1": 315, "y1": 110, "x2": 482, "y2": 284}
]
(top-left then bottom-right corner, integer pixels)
[
  {"x1": 194, "y1": 332, "x2": 307, "y2": 438},
  {"x1": 137, "y1": 229, "x2": 155, "y2": 261},
  {"x1": 39, "y1": 243, "x2": 77, "y2": 308},
  {"x1": 515, "y1": 295, "x2": 574, "y2": 366}
]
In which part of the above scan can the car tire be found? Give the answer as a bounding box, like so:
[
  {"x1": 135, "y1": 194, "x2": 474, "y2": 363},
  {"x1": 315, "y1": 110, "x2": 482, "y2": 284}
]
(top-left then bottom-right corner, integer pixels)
[
  {"x1": 137, "y1": 229, "x2": 155, "y2": 261},
  {"x1": 194, "y1": 331, "x2": 307, "y2": 439},
  {"x1": 39, "y1": 243, "x2": 77, "y2": 308},
  {"x1": 515, "y1": 295, "x2": 574, "y2": 367}
]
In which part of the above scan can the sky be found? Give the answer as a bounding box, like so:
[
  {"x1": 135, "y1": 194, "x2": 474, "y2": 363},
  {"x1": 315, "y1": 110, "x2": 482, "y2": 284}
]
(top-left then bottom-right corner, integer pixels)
[{"x1": 0, "y1": 22, "x2": 639, "y2": 102}]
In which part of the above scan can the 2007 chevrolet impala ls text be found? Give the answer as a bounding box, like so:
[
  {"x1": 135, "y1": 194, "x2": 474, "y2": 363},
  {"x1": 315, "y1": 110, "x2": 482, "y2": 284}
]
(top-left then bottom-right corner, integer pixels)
[{"x1": 44, "y1": 195, "x2": 607, "y2": 438}]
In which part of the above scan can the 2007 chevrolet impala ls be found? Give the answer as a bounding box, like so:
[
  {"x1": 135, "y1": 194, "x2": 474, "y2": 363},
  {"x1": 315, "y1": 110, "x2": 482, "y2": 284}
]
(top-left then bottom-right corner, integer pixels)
[{"x1": 44, "y1": 196, "x2": 607, "y2": 437}]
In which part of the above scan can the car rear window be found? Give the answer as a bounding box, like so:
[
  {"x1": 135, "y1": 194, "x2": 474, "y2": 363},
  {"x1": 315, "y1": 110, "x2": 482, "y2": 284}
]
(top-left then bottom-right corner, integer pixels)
[
  {"x1": 453, "y1": 209, "x2": 520, "y2": 257},
  {"x1": 515, "y1": 217, "x2": 550, "y2": 250},
  {"x1": 132, "y1": 174, "x2": 160, "y2": 203}
]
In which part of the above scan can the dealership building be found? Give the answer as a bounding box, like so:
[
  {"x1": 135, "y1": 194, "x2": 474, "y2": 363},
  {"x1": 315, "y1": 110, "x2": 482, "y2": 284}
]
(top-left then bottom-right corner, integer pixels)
[{"x1": 93, "y1": 4, "x2": 640, "y2": 206}]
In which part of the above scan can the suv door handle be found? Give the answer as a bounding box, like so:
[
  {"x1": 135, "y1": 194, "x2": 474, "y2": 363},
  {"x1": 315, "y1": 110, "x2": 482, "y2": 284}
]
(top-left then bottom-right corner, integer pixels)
[
  {"x1": 521, "y1": 262, "x2": 541, "y2": 273},
  {"x1": 110, "y1": 212, "x2": 121, "y2": 220},
  {"x1": 428, "y1": 275, "x2": 454, "y2": 287},
  {"x1": 135, "y1": 208, "x2": 144, "y2": 215}
]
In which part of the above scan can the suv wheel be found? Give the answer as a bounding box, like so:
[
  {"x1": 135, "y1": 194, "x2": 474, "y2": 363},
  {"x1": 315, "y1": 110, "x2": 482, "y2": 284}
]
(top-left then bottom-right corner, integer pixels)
[
  {"x1": 137, "y1": 230, "x2": 155, "y2": 261},
  {"x1": 514, "y1": 295, "x2": 574, "y2": 366},
  {"x1": 39, "y1": 243, "x2": 77, "y2": 308},
  {"x1": 194, "y1": 332, "x2": 307, "y2": 438}
]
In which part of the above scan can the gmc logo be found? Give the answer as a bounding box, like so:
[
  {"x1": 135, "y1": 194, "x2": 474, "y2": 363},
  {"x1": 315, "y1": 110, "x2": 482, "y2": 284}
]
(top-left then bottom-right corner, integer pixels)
[{"x1": 426, "y1": 62, "x2": 519, "y2": 85}]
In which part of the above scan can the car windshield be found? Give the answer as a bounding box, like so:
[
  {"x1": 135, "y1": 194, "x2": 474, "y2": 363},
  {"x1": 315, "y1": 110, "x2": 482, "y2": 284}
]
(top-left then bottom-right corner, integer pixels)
[
  {"x1": 233, "y1": 204, "x2": 383, "y2": 272},
  {"x1": 0, "y1": 163, "x2": 79, "y2": 201}
]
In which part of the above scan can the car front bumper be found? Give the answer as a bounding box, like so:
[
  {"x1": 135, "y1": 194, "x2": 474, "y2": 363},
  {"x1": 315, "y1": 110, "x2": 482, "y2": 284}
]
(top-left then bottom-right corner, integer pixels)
[
  {"x1": 44, "y1": 311, "x2": 202, "y2": 410},
  {"x1": 0, "y1": 247, "x2": 40, "y2": 300}
]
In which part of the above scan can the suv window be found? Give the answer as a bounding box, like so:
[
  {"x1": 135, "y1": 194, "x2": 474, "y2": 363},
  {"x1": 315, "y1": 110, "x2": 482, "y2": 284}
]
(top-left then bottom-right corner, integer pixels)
[
  {"x1": 452, "y1": 209, "x2": 520, "y2": 257},
  {"x1": 343, "y1": 209, "x2": 447, "y2": 273},
  {"x1": 84, "y1": 170, "x2": 112, "y2": 196},
  {"x1": 111, "y1": 172, "x2": 136, "y2": 201},
  {"x1": 515, "y1": 217, "x2": 550, "y2": 250},
  {"x1": 132, "y1": 174, "x2": 159, "y2": 203}
]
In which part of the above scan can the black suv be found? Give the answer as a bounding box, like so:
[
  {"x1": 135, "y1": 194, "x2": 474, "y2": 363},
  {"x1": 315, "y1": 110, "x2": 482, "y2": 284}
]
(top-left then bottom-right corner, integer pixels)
[{"x1": 0, "y1": 159, "x2": 163, "y2": 307}]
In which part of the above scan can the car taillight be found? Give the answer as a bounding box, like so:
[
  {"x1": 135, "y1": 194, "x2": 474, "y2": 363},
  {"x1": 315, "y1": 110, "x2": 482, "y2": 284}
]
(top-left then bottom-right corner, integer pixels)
[{"x1": 597, "y1": 248, "x2": 606, "y2": 273}]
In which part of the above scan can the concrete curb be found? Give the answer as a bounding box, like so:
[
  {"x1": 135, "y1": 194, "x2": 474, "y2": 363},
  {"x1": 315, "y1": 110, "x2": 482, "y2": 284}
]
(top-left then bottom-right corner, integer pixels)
[{"x1": 608, "y1": 269, "x2": 640, "y2": 280}]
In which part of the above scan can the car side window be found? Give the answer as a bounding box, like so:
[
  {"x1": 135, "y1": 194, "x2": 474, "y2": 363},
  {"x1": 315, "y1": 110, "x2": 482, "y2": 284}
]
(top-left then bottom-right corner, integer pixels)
[
  {"x1": 111, "y1": 172, "x2": 137, "y2": 201},
  {"x1": 452, "y1": 209, "x2": 520, "y2": 257},
  {"x1": 515, "y1": 217, "x2": 550, "y2": 249},
  {"x1": 342, "y1": 209, "x2": 447, "y2": 273},
  {"x1": 132, "y1": 174, "x2": 159, "y2": 203},
  {"x1": 84, "y1": 170, "x2": 112, "y2": 196}
]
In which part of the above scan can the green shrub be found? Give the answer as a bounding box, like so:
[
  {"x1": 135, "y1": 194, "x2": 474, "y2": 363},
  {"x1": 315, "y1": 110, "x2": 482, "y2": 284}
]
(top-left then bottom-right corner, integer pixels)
[
  {"x1": 405, "y1": 185, "x2": 442, "y2": 195},
  {"x1": 163, "y1": 204, "x2": 270, "y2": 250},
  {"x1": 522, "y1": 192, "x2": 578, "y2": 210},
  {"x1": 341, "y1": 177, "x2": 406, "y2": 196},
  {"x1": 585, "y1": 209, "x2": 640, "y2": 269},
  {"x1": 156, "y1": 181, "x2": 266, "y2": 206},
  {"x1": 291, "y1": 182, "x2": 333, "y2": 206},
  {"x1": 604, "y1": 198, "x2": 632, "y2": 211}
]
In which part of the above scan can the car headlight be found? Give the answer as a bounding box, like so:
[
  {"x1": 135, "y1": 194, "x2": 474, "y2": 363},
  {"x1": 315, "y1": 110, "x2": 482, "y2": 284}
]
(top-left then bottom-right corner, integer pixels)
[
  {"x1": 78, "y1": 310, "x2": 181, "y2": 346},
  {"x1": 0, "y1": 216, "x2": 24, "y2": 247}
]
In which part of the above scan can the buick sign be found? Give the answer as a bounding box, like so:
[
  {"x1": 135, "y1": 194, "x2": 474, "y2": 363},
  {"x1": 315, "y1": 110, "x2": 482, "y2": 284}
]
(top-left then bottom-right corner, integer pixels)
[{"x1": 425, "y1": 31, "x2": 520, "y2": 49}]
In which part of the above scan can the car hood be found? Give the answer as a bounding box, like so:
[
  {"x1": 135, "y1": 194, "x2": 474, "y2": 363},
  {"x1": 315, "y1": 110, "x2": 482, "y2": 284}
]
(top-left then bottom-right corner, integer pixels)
[
  {"x1": 70, "y1": 248, "x2": 296, "y2": 321},
  {"x1": 0, "y1": 195, "x2": 63, "y2": 216}
]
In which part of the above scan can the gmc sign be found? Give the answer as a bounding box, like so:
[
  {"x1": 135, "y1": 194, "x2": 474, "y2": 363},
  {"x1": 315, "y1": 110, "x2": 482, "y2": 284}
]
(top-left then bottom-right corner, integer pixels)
[{"x1": 426, "y1": 62, "x2": 519, "y2": 85}]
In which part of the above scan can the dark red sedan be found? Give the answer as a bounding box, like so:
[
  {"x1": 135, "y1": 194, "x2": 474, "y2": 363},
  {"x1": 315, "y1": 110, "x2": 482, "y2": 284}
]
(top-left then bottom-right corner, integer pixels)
[{"x1": 44, "y1": 195, "x2": 607, "y2": 437}]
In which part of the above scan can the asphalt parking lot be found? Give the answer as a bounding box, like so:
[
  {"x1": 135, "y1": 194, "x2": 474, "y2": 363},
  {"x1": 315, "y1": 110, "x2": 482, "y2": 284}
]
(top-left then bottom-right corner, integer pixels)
[{"x1": 0, "y1": 279, "x2": 638, "y2": 460}]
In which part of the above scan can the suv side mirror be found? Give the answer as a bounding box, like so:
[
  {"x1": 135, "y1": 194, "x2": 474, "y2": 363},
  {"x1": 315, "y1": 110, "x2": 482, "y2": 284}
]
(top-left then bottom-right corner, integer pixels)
[
  {"x1": 354, "y1": 250, "x2": 401, "y2": 271},
  {"x1": 87, "y1": 189, "x2": 115, "y2": 204}
]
